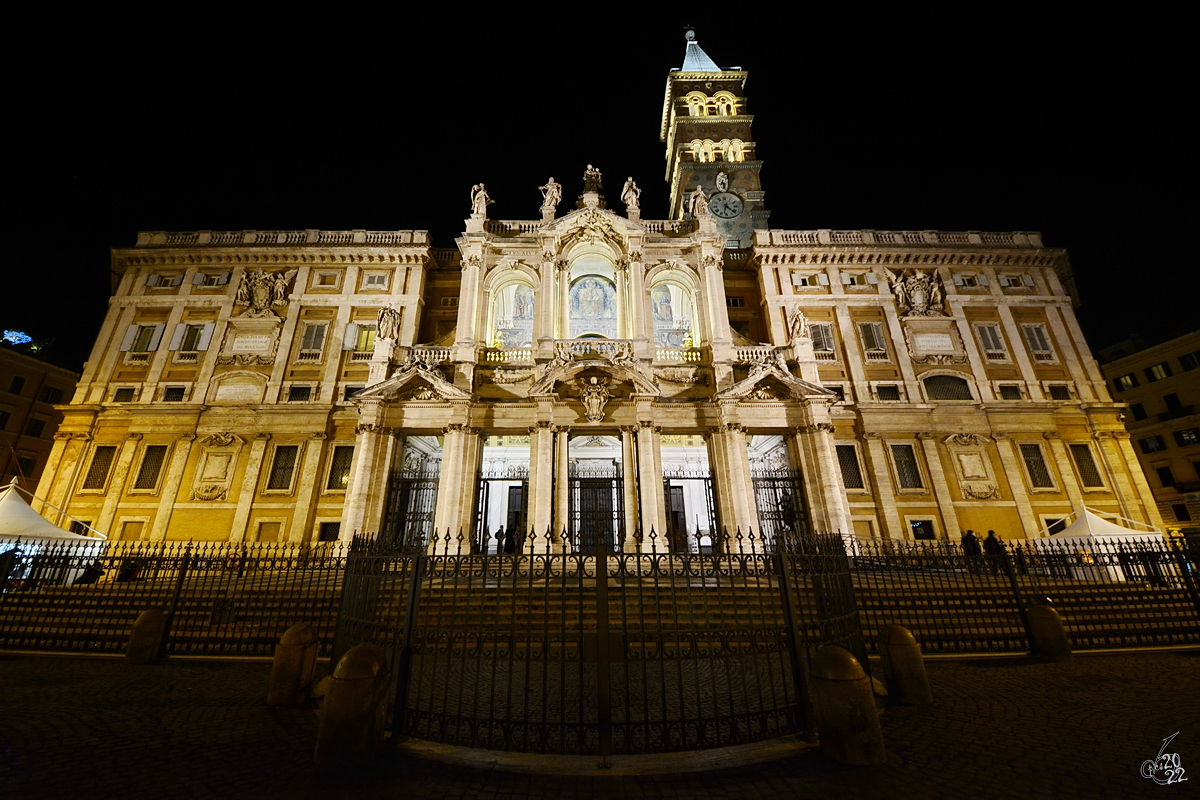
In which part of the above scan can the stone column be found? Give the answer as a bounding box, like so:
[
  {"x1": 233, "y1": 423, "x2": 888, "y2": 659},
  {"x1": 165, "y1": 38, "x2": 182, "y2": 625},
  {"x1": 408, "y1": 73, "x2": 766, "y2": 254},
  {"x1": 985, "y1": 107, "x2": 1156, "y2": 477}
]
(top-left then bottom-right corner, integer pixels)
[
  {"x1": 861, "y1": 433, "x2": 901, "y2": 539},
  {"x1": 635, "y1": 421, "x2": 667, "y2": 549},
  {"x1": 1112, "y1": 432, "x2": 1166, "y2": 530},
  {"x1": 558, "y1": 260, "x2": 571, "y2": 340},
  {"x1": 992, "y1": 434, "x2": 1041, "y2": 537},
  {"x1": 790, "y1": 422, "x2": 852, "y2": 536},
  {"x1": 431, "y1": 424, "x2": 482, "y2": 553},
  {"x1": 148, "y1": 434, "x2": 196, "y2": 541},
  {"x1": 554, "y1": 425, "x2": 571, "y2": 551},
  {"x1": 620, "y1": 426, "x2": 639, "y2": 551},
  {"x1": 340, "y1": 405, "x2": 396, "y2": 540},
  {"x1": 96, "y1": 434, "x2": 142, "y2": 539},
  {"x1": 1043, "y1": 433, "x2": 1083, "y2": 512},
  {"x1": 1091, "y1": 432, "x2": 1133, "y2": 521},
  {"x1": 534, "y1": 249, "x2": 556, "y2": 355},
  {"x1": 526, "y1": 420, "x2": 556, "y2": 548},
  {"x1": 35, "y1": 433, "x2": 77, "y2": 522},
  {"x1": 628, "y1": 254, "x2": 649, "y2": 358},
  {"x1": 917, "y1": 432, "x2": 959, "y2": 540},
  {"x1": 230, "y1": 433, "x2": 272, "y2": 542},
  {"x1": 614, "y1": 260, "x2": 628, "y2": 340},
  {"x1": 700, "y1": 253, "x2": 735, "y2": 388},
  {"x1": 289, "y1": 433, "x2": 328, "y2": 543},
  {"x1": 709, "y1": 420, "x2": 757, "y2": 547}
]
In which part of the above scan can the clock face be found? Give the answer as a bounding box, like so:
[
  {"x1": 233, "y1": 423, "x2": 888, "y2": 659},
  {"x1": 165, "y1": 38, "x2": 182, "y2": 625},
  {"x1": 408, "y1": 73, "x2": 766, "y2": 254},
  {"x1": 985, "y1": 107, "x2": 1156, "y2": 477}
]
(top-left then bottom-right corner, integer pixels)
[{"x1": 708, "y1": 192, "x2": 743, "y2": 219}]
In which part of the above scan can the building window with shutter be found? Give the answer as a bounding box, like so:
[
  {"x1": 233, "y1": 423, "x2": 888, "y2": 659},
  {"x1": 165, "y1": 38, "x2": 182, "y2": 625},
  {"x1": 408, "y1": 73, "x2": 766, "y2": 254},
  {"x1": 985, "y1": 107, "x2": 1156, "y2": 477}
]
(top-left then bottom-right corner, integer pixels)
[
  {"x1": 1145, "y1": 363, "x2": 1171, "y2": 382},
  {"x1": 1020, "y1": 324, "x2": 1055, "y2": 362},
  {"x1": 1139, "y1": 436, "x2": 1167, "y2": 454},
  {"x1": 810, "y1": 323, "x2": 834, "y2": 354},
  {"x1": 1113, "y1": 374, "x2": 1138, "y2": 392},
  {"x1": 326, "y1": 445, "x2": 355, "y2": 490},
  {"x1": 1068, "y1": 444, "x2": 1104, "y2": 488},
  {"x1": 890, "y1": 444, "x2": 924, "y2": 490},
  {"x1": 133, "y1": 445, "x2": 168, "y2": 491},
  {"x1": 1019, "y1": 444, "x2": 1055, "y2": 489},
  {"x1": 859, "y1": 322, "x2": 888, "y2": 359},
  {"x1": 836, "y1": 445, "x2": 865, "y2": 490},
  {"x1": 977, "y1": 325, "x2": 1006, "y2": 359},
  {"x1": 266, "y1": 445, "x2": 300, "y2": 491},
  {"x1": 82, "y1": 446, "x2": 118, "y2": 490},
  {"x1": 300, "y1": 323, "x2": 326, "y2": 352}
]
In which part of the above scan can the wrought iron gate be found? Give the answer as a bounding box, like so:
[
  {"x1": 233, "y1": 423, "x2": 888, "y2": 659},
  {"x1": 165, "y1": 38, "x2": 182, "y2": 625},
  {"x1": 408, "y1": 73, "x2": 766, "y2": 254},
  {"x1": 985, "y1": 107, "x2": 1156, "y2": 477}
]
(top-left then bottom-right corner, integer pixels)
[
  {"x1": 474, "y1": 466, "x2": 529, "y2": 554},
  {"x1": 751, "y1": 468, "x2": 811, "y2": 551},
  {"x1": 661, "y1": 467, "x2": 720, "y2": 553},
  {"x1": 568, "y1": 461, "x2": 624, "y2": 554},
  {"x1": 382, "y1": 464, "x2": 439, "y2": 551}
]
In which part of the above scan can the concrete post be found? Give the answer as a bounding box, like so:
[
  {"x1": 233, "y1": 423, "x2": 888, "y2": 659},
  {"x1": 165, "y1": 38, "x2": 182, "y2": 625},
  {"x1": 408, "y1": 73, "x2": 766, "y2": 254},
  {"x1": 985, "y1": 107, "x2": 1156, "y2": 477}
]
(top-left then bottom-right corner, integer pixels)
[
  {"x1": 267, "y1": 623, "x2": 319, "y2": 706},
  {"x1": 809, "y1": 645, "x2": 887, "y2": 765},
  {"x1": 314, "y1": 643, "x2": 390, "y2": 768},
  {"x1": 1028, "y1": 603, "x2": 1072, "y2": 661},
  {"x1": 877, "y1": 625, "x2": 932, "y2": 705},
  {"x1": 125, "y1": 609, "x2": 167, "y2": 664}
]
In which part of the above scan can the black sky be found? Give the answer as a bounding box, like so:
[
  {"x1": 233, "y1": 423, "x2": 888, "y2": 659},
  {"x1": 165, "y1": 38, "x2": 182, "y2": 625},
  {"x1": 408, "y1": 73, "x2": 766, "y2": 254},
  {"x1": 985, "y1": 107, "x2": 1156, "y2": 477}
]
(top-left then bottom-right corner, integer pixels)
[{"x1": 9, "y1": 6, "x2": 1195, "y2": 371}]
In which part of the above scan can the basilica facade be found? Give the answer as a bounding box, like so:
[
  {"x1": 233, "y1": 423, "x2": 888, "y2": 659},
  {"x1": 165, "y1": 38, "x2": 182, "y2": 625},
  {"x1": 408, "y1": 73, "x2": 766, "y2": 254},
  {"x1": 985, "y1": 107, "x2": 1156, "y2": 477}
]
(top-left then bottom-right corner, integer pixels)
[{"x1": 35, "y1": 33, "x2": 1162, "y2": 550}]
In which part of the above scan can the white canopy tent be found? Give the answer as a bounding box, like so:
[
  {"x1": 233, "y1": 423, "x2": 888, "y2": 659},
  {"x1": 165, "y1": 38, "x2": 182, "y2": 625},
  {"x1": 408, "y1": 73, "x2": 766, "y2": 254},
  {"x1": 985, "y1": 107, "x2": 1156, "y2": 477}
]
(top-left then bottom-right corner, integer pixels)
[
  {"x1": 1033, "y1": 506, "x2": 1169, "y2": 582},
  {"x1": 0, "y1": 479, "x2": 102, "y2": 541}
]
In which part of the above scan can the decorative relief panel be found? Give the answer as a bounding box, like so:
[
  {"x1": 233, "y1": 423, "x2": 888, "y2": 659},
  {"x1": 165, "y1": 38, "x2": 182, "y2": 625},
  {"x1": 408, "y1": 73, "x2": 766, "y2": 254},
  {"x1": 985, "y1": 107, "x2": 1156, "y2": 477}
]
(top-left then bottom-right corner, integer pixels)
[
  {"x1": 191, "y1": 432, "x2": 245, "y2": 501},
  {"x1": 943, "y1": 433, "x2": 999, "y2": 500}
]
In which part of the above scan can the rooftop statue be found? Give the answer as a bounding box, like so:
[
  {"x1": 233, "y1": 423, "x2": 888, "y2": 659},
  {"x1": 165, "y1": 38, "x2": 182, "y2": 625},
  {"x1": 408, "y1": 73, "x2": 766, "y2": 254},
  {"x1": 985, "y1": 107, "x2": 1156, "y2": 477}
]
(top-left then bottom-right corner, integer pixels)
[
  {"x1": 621, "y1": 177, "x2": 641, "y2": 212},
  {"x1": 470, "y1": 184, "x2": 494, "y2": 218},
  {"x1": 538, "y1": 177, "x2": 562, "y2": 211},
  {"x1": 688, "y1": 185, "x2": 710, "y2": 219},
  {"x1": 583, "y1": 164, "x2": 603, "y2": 193}
]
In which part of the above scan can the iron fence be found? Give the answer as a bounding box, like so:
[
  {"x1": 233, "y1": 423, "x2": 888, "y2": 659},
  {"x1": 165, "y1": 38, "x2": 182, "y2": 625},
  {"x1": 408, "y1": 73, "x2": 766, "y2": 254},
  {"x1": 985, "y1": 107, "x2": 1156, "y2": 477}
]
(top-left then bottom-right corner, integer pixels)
[
  {"x1": 332, "y1": 532, "x2": 863, "y2": 758},
  {"x1": 849, "y1": 537, "x2": 1200, "y2": 653},
  {"x1": 0, "y1": 539, "x2": 347, "y2": 656}
]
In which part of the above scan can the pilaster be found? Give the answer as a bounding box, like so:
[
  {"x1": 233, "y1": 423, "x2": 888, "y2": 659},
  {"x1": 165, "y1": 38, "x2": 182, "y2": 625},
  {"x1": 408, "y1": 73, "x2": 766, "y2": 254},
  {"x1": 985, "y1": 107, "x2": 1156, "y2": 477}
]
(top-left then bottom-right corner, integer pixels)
[
  {"x1": 991, "y1": 434, "x2": 1040, "y2": 537},
  {"x1": 149, "y1": 434, "x2": 196, "y2": 541},
  {"x1": 917, "y1": 432, "x2": 959, "y2": 539},
  {"x1": 96, "y1": 434, "x2": 141, "y2": 538},
  {"x1": 230, "y1": 433, "x2": 271, "y2": 542},
  {"x1": 861, "y1": 433, "x2": 901, "y2": 539},
  {"x1": 621, "y1": 426, "x2": 639, "y2": 551}
]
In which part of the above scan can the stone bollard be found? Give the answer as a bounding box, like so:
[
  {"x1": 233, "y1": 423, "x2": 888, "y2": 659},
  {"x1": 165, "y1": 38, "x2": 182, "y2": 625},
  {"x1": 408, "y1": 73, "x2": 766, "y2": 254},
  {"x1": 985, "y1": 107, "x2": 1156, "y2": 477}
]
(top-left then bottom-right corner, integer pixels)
[
  {"x1": 267, "y1": 623, "x2": 319, "y2": 706},
  {"x1": 126, "y1": 609, "x2": 168, "y2": 663},
  {"x1": 1028, "y1": 603, "x2": 1072, "y2": 661},
  {"x1": 809, "y1": 645, "x2": 887, "y2": 765},
  {"x1": 314, "y1": 643, "x2": 390, "y2": 768},
  {"x1": 878, "y1": 625, "x2": 933, "y2": 705}
]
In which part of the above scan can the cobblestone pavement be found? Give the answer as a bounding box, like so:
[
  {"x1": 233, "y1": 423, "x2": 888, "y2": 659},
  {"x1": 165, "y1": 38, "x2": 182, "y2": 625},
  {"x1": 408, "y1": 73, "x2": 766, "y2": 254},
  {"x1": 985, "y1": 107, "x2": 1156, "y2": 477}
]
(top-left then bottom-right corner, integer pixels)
[{"x1": 1, "y1": 650, "x2": 1197, "y2": 799}]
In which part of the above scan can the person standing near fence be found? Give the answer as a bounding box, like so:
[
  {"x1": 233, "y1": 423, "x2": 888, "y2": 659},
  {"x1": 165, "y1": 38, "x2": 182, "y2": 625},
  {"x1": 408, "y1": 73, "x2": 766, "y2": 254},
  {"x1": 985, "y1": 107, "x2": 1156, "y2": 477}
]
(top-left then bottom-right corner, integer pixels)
[
  {"x1": 961, "y1": 530, "x2": 983, "y2": 575},
  {"x1": 983, "y1": 530, "x2": 1005, "y2": 575}
]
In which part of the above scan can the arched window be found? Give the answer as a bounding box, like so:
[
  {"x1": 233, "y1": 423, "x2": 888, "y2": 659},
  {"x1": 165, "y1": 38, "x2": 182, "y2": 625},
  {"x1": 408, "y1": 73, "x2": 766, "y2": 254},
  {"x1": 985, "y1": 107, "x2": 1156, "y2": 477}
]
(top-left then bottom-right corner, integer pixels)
[
  {"x1": 923, "y1": 374, "x2": 973, "y2": 400},
  {"x1": 650, "y1": 282, "x2": 695, "y2": 348},
  {"x1": 713, "y1": 92, "x2": 740, "y2": 115},
  {"x1": 685, "y1": 93, "x2": 707, "y2": 117},
  {"x1": 569, "y1": 275, "x2": 617, "y2": 338},
  {"x1": 491, "y1": 282, "x2": 535, "y2": 348}
]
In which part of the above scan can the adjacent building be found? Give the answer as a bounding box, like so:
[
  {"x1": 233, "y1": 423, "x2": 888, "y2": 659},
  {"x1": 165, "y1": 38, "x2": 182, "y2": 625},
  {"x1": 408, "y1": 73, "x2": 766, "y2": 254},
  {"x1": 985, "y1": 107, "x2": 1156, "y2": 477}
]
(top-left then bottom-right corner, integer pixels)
[
  {"x1": 0, "y1": 348, "x2": 80, "y2": 491},
  {"x1": 35, "y1": 32, "x2": 1162, "y2": 548},
  {"x1": 1099, "y1": 330, "x2": 1200, "y2": 540}
]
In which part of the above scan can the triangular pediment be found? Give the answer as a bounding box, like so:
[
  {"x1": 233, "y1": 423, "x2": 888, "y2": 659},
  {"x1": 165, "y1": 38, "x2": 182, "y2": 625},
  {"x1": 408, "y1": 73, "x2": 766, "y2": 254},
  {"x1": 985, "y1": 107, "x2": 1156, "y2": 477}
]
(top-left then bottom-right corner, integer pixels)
[
  {"x1": 529, "y1": 359, "x2": 659, "y2": 397},
  {"x1": 715, "y1": 364, "x2": 833, "y2": 402},
  {"x1": 354, "y1": 364, "x2": 473, "y2": 403},
  {"x1": 545, "y1": 206, "x2": 647, "y2": 244}
]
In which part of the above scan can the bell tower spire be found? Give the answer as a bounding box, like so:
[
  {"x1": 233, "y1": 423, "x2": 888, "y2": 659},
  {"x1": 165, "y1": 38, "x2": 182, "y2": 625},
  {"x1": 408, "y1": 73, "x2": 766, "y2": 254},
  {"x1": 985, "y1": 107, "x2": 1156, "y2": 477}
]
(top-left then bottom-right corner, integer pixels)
[{"x1": 660, "y1": 28, "x2": 767, "y2": 247}]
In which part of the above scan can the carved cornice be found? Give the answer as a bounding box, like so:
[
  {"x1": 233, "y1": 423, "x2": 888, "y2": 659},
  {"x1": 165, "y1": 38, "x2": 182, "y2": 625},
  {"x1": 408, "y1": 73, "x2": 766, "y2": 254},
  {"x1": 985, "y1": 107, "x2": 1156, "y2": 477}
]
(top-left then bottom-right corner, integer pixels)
[
  {"x1": 119, "y1": 251, "x2": 430, "y2": 268},
  {"x1": 755, "y1": 251, "x2": 1058, "y2": 268},
  {"x1": 916, "y1": 431, "x2": 937, "y2": 441},
  {"x1": 795, "y1": 423, "x2": 835, "y2": 435},
  {"x1": 944, "y1": 433, "x2": 991, "y2": 447}
]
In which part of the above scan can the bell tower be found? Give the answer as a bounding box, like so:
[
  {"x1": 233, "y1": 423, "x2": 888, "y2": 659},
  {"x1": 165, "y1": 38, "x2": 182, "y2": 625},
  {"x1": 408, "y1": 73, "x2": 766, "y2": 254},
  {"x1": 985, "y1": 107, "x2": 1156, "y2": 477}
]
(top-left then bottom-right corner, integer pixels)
[{"x1": 660, "y1": 28, "x2": 768, "y2": 247}]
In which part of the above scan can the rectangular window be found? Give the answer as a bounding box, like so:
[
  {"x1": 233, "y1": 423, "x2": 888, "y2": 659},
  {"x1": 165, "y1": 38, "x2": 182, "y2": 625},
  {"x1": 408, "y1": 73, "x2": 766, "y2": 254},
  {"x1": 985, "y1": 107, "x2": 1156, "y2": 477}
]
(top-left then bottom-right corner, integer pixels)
[
  {"x1": 17, "y1": 456, "x2": 36, "y2": 477},
  {"x1": 69, "y1": 520, "x2": 92, "y2": 536},
  {"x1": 163, "y1": 386, "x2": 186, "y2": 402},
  {"x1": 40, "y1": 387, "x2": 64, "y2": 404},
  {"x1": 1180, "y1": 351, "x2": 1199, "y2": 371},
  {"x1": 1156, "y1": 466, "x2": 1176, "y2": 487},
  {"x1": 0, "y1": 409, "x2": 10, "y2": 430},
  {"x1": 1113, "y1": 374, "x2": 1138, "y2": 392},
  {"x1": 124, "y1": 324, "x2": 165, "y2": 353},
  {"x1": 300, "y1": 323, "x2": 326, "y2": 352},
  {"x1": 827, "y1": 385, "x2": 846, "y2": 402},
  {"x1": 1139, "y1": 436, "x2": 1167, "y2": 454},
  {"x1": 859, "y1": 322, "x2": 887, "y2": 352},
  {"x1": 810, "y1": 324, "x2": 834, "y2": 352},
  {"x1": 1048, "y1": 385, "x2": 1072, "y2": 401},
  {"x1": 319, "y1": 522, "x2": 342, "y2": 542},
  {"x1": 193, "y1": 271, "x2": 230, "y2": 287},
  {"x1": 180, "y1": 324, "x2": 206, "y2": 351},
  {"x1": 1194, "y1": 460, "x2": 1200, "y2": 481},
  {"x1": 977, "y1": 324, "x2": 1005, "y2": 353},
  {"x1": 9, "y1": 376, "x2": 27, "y2": 395},
  {"x1": 836, "y1": 445, "x2": 865, "y2": 489},
  {"x1": 725, "y1": 297, "x2": 745, "y2": 307},
  {"x1": 1130, "y1": 402, "x2": 1148, "y2": 421},
  {"x1": 266, "y1": 445, "x2": 299, "y2": 491},
  {"x1": 326, "y1": 445, "x2": 355, "y2": 490},
  {"x1": 441, "y1": 297, "x2": 459, "y2": 307},
  {"x1": 1021, "y1": 325, "x2": 1054, "y2": 361},
  {"x1": 999, "y1": 385, "x2": 1023, "y2": 400},
  {"x1": 1145, "y1": 363, "x2": 1171, "y2": 382},
  {"x1": 316, "y1": 273, "x2": 338, "y2": 287},
  {"x1": 955, "y1": 274, "x2": 978, "y2": 287},
  {"x1": 890, "y1": 444, "x2": 923, "y2": 489},
  {"x1": 288, "y1": 386, "x2": 312, "y2": 402},
  {"x1": 1068, "y1": 444, "x2": 1104, "y2": 488},
  {"x1": 1164, "y1": 393, "x2": 1183, "y2": 413},
  {"x1": 1019, "y1": 444, "x2": 1054, "y2": 489},
  {"x1": 363, "y1": 273, "x2": 389, "y2": 288},
  {"x1": 113, "y1": 388, "x2": 136, "y2": 403},
  {"x1": 1174, "y1": 428, "x2": 1199, "y2": 447},
  {"x1": 25, "y1": 419, "x2": 47, "y2": 438},
  {"x1": 133, "y1": 445, "x2": 168, "y2": 490},
  {"x1": 354, "y1": 325, "x2": 377, "y2": 353},
  {"x1": 82, "y1": 446, "x2": 118, "y2": 490},
  {"x1": 1173, "y1": 504, "x2": 1193, "y2": 522},
  {"x1": 343, "y1": 385, "x2": 364, "y2": 401},
  {"x1": 910, "y1": 520, "x2": 936, "y2": 540},
  {"x1": 876, "y1": 385, "x2": 901, "y2": 401}
]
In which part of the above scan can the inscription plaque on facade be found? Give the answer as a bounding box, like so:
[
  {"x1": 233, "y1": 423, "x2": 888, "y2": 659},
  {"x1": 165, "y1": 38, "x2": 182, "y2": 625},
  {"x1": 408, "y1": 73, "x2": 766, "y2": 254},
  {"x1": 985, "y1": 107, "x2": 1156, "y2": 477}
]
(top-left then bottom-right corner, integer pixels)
[
  {"x1": 232, "y1": 334, "x2": 273, "y2": 352},
  {"x1": 913, "y1": 333, "x2": 955, "y2": 352},
  {"x1": 212, "y1": 379, "x2": 265, "y2": 404}
]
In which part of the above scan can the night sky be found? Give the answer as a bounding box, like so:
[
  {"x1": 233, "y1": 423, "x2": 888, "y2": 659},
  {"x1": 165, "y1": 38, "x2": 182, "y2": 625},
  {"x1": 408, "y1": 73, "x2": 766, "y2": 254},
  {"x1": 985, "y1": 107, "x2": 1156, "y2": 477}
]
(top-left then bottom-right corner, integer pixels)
[{"x1": 10, "y1": 7, "x2": 1194, "y2": 372}]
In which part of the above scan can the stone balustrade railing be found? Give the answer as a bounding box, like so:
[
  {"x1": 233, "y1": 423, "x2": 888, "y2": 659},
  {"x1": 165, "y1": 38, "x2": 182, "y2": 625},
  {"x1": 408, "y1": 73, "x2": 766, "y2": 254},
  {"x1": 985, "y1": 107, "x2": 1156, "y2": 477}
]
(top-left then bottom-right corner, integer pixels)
[
  {"x1": 655, "y1": 348, "x2": 704, "y2": 363},
  {"x1": 483, "y1": 348, "x2": 535, "y2": 363},
  {"x1": 763, "y1": 229, "x2": 1044, "y2": 248},
  {"x1": 136, "y1": 230, "x2": 431, "y2": 248}
]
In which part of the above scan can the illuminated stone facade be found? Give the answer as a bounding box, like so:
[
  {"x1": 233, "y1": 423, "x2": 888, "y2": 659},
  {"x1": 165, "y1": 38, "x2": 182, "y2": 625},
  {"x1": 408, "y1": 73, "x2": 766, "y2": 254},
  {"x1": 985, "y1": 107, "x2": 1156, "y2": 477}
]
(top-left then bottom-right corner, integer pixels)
[{"x1": 35, "y1": 33, "x2": 1161, "y2": 547}]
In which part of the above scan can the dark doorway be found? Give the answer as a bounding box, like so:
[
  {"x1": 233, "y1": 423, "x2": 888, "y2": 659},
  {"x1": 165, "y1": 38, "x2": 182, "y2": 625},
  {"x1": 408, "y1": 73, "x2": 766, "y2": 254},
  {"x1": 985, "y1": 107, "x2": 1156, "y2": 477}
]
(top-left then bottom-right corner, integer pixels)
[
  {"x1": 568, "y1": 461, "x2": 623, "y2": 553},
  {"x1": 910, "y1": 519, "x2": 936, "y2": 540}
]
